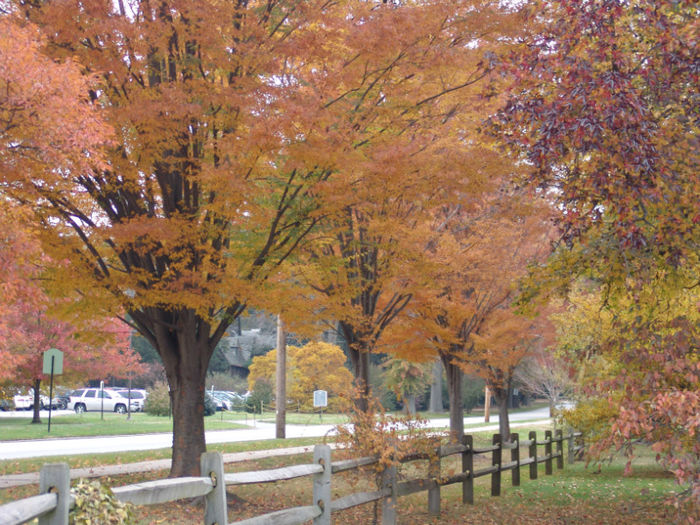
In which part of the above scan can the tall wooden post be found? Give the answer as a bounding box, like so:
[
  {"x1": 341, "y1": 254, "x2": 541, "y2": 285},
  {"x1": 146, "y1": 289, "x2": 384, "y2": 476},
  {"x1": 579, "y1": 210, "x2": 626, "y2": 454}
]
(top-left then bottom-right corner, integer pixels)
[
  {"x1": 201, "y1": 452, "x2": 227, "y2": 525},
  {"x1": 529, "y1": 431, "x2": 538, "y2": 480},
  {"x1": 381, "y1": 465, "x2": 397, "y2": 525},
  {"x1": 38, "y1": 463, "x2": 70, "y2": 525},
  {"x1": 555, "y1": 429, "x2": 564, "y2": 470},
  {"x1": 313, "y1": 445, "x2": 332, "y2": 525},
  {"x1": 510, "y1": 432, "x2": 520, "y2": 487},
  {"x1": 275, "y1": 315, "x2": 286, "y2": 439},
  {"x1": 545, "y1": 430, "x2": 553, "y2": 475},
  {"x1": 491, "y1": 434, "x2": 502, "y2": 497},
  {"x1": 428, "y1": 452, "x2": 440, "y2": 515},
  {"x1": 462, "y1": 435, "x2": 474, "y2": 504},
  {"x1": 483, "y1": 386, "x2": 491, "y2": 423}
]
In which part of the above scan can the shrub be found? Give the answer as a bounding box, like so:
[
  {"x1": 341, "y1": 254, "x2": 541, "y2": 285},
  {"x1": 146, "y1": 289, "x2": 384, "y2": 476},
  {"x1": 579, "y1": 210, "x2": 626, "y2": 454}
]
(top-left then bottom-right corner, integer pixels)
[
  {"x1": 245, "y1": 379, "x2": 272, "y2": 413},
  {"x1": 144, "y1": 381, "x2": 170, "y2": 416},
  {"x1": 70, "y1": 479, "x2": 133, "y2": 524}
]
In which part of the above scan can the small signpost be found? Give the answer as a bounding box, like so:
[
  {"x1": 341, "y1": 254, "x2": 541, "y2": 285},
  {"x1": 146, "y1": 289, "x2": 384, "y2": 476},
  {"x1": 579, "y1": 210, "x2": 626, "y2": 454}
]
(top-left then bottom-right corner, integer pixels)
[
  {"x1": 100, "y1": 380, "x2": 105, "y2": 420},
  {"x1": 42, "y1": 348, "x2": 64, "y2": 433},
  {"x1": 313, "y1": 390, "x2": 327, "y2": 422}
]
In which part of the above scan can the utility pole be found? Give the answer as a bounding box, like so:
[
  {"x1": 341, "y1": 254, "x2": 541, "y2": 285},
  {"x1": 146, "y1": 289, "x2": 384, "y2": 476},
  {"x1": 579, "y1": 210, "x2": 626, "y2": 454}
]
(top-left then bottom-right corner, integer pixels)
[
  {"x1": 484, "y1": 385, "x2": 491, "y2": 423},
  {"x1": 275, "y1": 315, "x2": 286, "y2": 439}
]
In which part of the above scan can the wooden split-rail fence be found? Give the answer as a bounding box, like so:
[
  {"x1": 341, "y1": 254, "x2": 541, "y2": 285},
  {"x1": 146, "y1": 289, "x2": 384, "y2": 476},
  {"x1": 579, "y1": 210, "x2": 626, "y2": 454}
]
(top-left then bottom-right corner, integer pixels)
[{"x1": 0, "y1": 429, "x2": 583, "y2": 525}]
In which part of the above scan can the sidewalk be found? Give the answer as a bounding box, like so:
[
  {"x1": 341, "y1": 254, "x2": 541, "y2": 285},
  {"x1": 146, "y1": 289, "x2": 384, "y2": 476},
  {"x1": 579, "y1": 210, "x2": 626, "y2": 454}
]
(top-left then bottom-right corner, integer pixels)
[{"x1": 0, "y1": 419, "x2": 550, "y2": 489}]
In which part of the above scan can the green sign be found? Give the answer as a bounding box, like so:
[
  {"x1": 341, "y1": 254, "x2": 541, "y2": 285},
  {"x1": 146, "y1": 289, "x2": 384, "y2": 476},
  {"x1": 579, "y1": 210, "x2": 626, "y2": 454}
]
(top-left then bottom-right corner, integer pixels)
[{"x1": 43, "y1": 348, "x2": 64, "y2": 375}]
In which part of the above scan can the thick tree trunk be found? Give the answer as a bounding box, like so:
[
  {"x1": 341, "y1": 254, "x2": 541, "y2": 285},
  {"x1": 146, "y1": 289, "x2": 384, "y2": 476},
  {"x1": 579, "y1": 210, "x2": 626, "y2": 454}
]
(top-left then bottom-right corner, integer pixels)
[
  {"x1": 169, "y1": 373, "x2": 206, "y2": 477},
  {"x1": 31, "y1": 378, "x2": 42, "y2": 424},
  {"x1": 492, "y1": 385, "x2": 511, "y2": 440},
  {"x1": 348, "y1": 347, "x2": 371, "y2": 412},
  {"x1": 153, "y1": 311, "x2": 213, "y2": 478},
  {"x1": 429, "y1": 358, "x2": 443, "y2": 413},
  {"x1": 441, "y1": 353, "x2": 463, "y2": 442}
]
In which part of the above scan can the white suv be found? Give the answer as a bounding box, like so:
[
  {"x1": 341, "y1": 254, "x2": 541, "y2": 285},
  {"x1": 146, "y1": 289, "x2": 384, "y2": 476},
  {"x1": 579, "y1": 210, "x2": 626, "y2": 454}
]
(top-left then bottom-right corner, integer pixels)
[{"x1": 69, "y1": 388, "x2": 134, "y2": 414}]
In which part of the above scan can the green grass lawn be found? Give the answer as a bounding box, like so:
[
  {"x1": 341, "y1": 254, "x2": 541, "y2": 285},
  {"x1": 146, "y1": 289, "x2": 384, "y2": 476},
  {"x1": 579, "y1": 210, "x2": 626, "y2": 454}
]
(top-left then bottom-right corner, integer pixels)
[
  {"x1": 0, "y1": 411, "x2": 250, "y2": 441},
  {"x1": 0, "y1": 402, "x2": 551, "y2": 442}
]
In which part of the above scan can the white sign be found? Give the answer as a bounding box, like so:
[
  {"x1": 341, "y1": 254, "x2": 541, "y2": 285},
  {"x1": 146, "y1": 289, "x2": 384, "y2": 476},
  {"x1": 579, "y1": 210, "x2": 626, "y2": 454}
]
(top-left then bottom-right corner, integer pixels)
[{"x1": 313, "y1": 390, "x2": 327, "y2": 408}]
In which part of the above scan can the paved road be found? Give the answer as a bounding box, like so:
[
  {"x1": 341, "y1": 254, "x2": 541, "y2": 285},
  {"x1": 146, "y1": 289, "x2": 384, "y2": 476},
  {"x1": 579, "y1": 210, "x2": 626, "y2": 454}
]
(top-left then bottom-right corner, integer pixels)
[{"x1": 0, "y1": 407, "x2": 550, "y2": 461}]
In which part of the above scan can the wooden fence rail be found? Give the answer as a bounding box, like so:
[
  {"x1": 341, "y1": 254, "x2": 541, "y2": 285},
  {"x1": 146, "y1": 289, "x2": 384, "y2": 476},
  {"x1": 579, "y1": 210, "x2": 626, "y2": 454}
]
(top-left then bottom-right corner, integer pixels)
[{"x1": 0, "y1": 429, "x2": 584, "y2": 525}]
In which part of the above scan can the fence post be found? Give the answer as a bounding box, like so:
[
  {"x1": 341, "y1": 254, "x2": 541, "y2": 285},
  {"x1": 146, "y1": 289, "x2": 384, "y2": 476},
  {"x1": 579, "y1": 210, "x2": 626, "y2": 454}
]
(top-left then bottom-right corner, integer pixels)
[
  {"x1": 491, "y1": 434, "x2": 501, "y2": 497},
  {"x1": 201, "y1": 452, "x2": 227, "y2": 525},
  {"x1": 381, "y1": 465, "x2": 397, "y2": 525},
  {"x1": 567, "y1": 429, "x2": 575, "y2": 464},
  {"x1": 555, "y1": 429, "x2": 564, "y2": 470},
  {"x1": 462, "y1": 435, "x2": 474, "y2": 505},
  {"x1": 510, "y1": 433, "x2": 520, "y2": 487},
  {"x1": 529, "y1": 431, "x2": 538, "y2": 480},
  {"x1": 38, "y1": 463, "x2": 70, "y2": 525},
  {"x1": 428, "y1": 450, "x2": 440, "y2": 516},
  {"x1": 545, "y1": 430, "x2": 553, "y2": 475},
  {"x1": 577, "y1": 433, "x2": 585, "y2": 460},
  {"x1": 313, "y1": 445, "x2": 332, "y2": 525}
]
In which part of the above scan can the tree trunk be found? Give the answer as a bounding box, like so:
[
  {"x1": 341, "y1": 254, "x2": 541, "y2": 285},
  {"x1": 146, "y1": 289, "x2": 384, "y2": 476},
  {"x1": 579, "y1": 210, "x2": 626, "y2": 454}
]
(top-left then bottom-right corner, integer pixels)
[
  {"x1": 275, "y1": 315, "x2": 286, "y2": 439},
  {"x1": 492, "y1": 385, "x2": 511, "y2": 440},
  {"x1": 31, "y1": 378, "x2": 42, "y2": 424},
  {"x1": 405, "y1": 394, "x2": 416, "y2": 416},
  {"x1": 441, "y1": 353, "x2": 463, "y2": 442},
  {"x1": 348, "y1": 347, "x2": 371, "y2": 412},
  {"x1": 153, "y1": 312, "x2": 213, "y2": 478},
  {"x1": 429, "y1": 358, "x2": 443, "y2": 413}
]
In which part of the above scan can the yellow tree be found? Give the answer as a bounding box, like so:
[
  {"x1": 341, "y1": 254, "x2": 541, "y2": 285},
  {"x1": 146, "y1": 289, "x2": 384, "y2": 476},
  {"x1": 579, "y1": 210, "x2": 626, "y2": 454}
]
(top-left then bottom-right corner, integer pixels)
[{"x1": 248, "y1": 342, "x2": 353, "y2": 412}]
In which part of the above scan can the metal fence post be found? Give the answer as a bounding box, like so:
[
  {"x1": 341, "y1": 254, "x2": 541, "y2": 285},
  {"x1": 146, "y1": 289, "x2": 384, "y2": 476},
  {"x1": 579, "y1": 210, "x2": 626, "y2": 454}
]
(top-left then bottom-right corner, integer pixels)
[
  {"x1": 428, "y1": 451, "x2": 440, "y2": 516},
  {"x1": 201, "y1": 452, "x2": 227, "y2": 525},
  {"x1": 555, "y1": 429, "x2": 564, "y2": 470},
  {"x1": 38, "y1": 463, "x2": 70, "y2": 525},
  {"x1": 381, "y1": 465, "x2": 397, "y2": 525},
  {"x1": 462, "y1": 435, "x2": 474, "y2": 505},
  {"x1": 545, "y1": 430, "x2": 553, "y2": 475},
  {"x1": 491, "y1": 434, "x2": 501, "y2": 497},
  {"x1": 510, "y1": 433, "x2": 520, "y2": 487},
  {"x1": 529, "y1": 431, "x2": 538, "y2": 480},
  {"x1": 313, "y1": 445, "x2": 332, "y2": 525}
]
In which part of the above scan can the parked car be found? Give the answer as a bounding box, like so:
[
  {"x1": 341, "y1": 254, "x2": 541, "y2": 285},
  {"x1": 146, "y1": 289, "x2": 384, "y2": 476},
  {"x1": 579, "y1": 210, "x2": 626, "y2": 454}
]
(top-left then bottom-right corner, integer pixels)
[
  {"x1": 13, "y1": 390, "x2": 50, "y2": 411},
  {"x1": 219, "y1": 391, "x2": 246, "y2": 410},
  {"x1": 203, "y1": 392, "x2": 217, "y2": 416},
  {"x1": 68, "y1": 388, "x2": 133, "y2": 414},
  {"x1": 115, "y1": 389, "x2": 147, "y2": 412}
]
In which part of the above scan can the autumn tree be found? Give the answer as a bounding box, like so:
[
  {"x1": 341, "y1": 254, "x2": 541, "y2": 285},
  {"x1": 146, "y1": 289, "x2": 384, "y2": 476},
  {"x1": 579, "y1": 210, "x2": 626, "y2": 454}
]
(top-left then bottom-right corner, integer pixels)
[
  {"x1": 288, "y1": 0, "x2": 524, "y2": 411},
  {"x1": 0, "y1": 205, "x2": 143, "y2": 422},
  {"x1": 392, "y1": 187, "x2": 554, "y2": 440},
  {"x1": 493, "y1": 0, "x2": 698, "y2": 499},
  {"x1": 248, "y1": 342, "x2": 353, "y2": 412},
  {"x1": 4, "y1": 0, "x2": 528, "y2": 476},
  {"x1": 465, "y1": 308, "x2": 553, "y2": 438}
]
